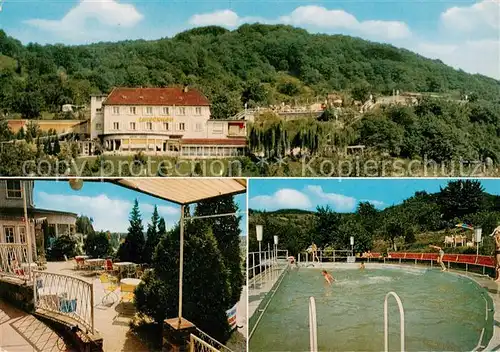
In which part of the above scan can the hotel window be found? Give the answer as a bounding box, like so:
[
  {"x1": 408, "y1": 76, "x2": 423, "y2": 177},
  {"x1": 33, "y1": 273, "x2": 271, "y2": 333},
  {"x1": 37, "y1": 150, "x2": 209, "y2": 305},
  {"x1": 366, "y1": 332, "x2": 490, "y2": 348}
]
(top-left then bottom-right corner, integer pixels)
[
  {"x1": 4, "y1": 227, "x2": 15, "y2": 243},
  {"x1": 113, "y1": 106, "x2": 120, "y2": 114},
  {"x1": 162, "y1": 107, "x2": 170, "y2": 115},
  {"x1": 6, "y1": 180, "x2": 22, "y2": 198},
  {"x1": 130, "y1": 122, "x2": 136, "y2": 130},
  {"x1": 18, "y1": 227, "x2": 26, "y2": 243},
  {"x1": 146, "y1": 122, "x2": 153, "y2": 130},
  {"x1": 178, "y1": 107, "x2": 186, "y2": 115},
  {"x1": 179, "y1": 123, "x2": 185, "y2": 131},
  {"x1": 195, "y1": 123, "x2": 203, "y2": 132},
  {"x1": 163, "y1": 122, "x2": 170, "y2": 130},
  {"x1": 212, "y1": 123, "x2": 223, "y2": 134},
  {"x1": 113, "y1": 122, "x2": 119, "y2": 130},
  {"x1": 146, "y1": 107, "x2": 153, "y2": 115},
  {"x1": 129, "y1": 107, "x2": 137, "y2": 115},
  {"x1": 96, "y1": 123, "x2": 102, "y2": 130},
  {"x1": 195, "y1": 107, "x2": 202, "y2": 115}
]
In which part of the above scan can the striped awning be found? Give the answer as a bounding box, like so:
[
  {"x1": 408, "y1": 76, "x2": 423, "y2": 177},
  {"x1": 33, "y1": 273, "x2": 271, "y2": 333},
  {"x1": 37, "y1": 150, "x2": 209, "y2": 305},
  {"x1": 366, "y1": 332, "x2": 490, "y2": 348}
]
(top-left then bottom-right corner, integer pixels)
[{"x1": 113, "y1": 178, "x2": 246, "y2": 205}]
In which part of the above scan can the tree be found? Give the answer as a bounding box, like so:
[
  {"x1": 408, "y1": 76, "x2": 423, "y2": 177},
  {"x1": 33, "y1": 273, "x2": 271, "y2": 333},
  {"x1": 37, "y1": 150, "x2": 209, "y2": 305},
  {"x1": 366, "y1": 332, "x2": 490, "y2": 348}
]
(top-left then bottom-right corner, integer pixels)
[
  {"x1": 384, "y1": 216, "x2": 405, "y2": 251},
  {"x1": 76, "y1": 215, "x2": 95, "y2": 236},
  {"x1": 84, "y1": 231, "x2": 111, "y2": 258},
  {"x1": 53, "y1": 138, "x2": 61, "y2": 155},
  {"x1": 194, "y1": 195, "x2": 244, "y2": 307},
  {"x1": 315, "y1": 205, "x2": 341, "y2": 247},
  {"x1": 158, "y1": 217, "x2": 166, "y2": 237},
  {"x1": 18, "y1": 92, "x2": 43, "y2": 119},
  {"x1": 438, "y1": 180, "x2": 485, "y2": 221},
  {"x1": 47, "y1": 234, "x2": 77, "y2": 261},
  {"x1": 143, "y1": 205, "x2": 161, "y2": 264},
  {"x1": 135, "y1": 221, "x2": 231, "y2": 342},
  {"x1": 117, "y1": 199, "x2": 145, "y2": 263}
]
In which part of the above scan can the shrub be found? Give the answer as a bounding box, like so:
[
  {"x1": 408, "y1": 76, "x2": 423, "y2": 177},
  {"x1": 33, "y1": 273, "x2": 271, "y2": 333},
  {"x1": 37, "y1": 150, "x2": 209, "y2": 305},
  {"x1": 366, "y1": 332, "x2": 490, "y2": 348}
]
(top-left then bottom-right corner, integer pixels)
[
  {"x1": 47, "y1": 235, "x2": 77, "y2": 261},
  {"x1": 135, "y1": 221, "x2": 231, "y2": 342},
  {"x1": 84, "y1": 231, "x2": 111, "y2": 258}
]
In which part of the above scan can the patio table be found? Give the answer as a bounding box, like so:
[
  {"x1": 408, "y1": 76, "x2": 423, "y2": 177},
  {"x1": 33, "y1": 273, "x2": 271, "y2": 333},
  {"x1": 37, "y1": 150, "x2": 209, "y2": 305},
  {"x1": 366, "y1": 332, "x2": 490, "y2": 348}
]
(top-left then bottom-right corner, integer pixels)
[
  {"x1": 75, "y1": 255, "x2": 89, "y2": 260},
  {"x1": 120, "y1": 278, "x2": 142, "y2": 287},
  {"x1": 85, "y1": 258, "x2": 104, "y2": 270},
  {"x1": 113, "y1": 262, "x2": 136, "y2": 277},
  {"x1": 21, "y1": 263, "x2": 38, "y2": 268}
]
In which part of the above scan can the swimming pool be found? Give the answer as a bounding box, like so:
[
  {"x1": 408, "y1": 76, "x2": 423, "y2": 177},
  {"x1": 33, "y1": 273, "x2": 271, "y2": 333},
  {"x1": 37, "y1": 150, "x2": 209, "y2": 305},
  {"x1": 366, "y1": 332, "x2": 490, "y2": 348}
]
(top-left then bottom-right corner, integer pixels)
[{"x1": 249, "y1": 264, "x2": 493, "y2": 351}]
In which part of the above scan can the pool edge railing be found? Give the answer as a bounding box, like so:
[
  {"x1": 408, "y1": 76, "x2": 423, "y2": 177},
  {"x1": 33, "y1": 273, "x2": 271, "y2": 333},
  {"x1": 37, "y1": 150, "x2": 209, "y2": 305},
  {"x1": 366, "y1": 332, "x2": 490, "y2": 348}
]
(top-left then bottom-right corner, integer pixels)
[
  {"x1": 384, "y1": 252, "x2": 495, "y2": 276},
  {"x1": 384, "y1": 291, "x2": 405, "y2": 352}
]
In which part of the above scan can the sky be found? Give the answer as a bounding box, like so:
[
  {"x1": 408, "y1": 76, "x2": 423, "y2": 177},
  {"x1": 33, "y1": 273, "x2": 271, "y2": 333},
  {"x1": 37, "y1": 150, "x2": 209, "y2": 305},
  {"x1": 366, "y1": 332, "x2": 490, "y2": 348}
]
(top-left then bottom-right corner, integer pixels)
[
  {"x1": 0, "y1": 0, "x2": 498, "y2": 79},
  {"x1": 33, "y1": 180, "x2": 247, "y2": 234},
  {"x1": 249, "y1": 178, "x2": 500, "y2": 212}
]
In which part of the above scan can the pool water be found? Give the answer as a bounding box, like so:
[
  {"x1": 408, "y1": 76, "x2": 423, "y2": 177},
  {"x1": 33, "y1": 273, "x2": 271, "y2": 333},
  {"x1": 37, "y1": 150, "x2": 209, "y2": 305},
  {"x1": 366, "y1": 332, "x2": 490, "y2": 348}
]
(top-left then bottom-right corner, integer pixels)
[{"x1": 249, "y1": 265, "x2": 493, "y2": 351}]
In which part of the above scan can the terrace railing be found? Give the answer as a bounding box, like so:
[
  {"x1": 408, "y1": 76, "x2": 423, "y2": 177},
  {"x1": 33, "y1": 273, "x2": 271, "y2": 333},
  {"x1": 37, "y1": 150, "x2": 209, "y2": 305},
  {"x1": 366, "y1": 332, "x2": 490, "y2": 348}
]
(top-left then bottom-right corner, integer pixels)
[
  {"x1": 33, "y1": 270, "x2": 95, "y2": 334},
  {"x1": 189, "y1": 328, "x2": 234, "y2": 352},
  {"x1": 0, "y1": 243, "x2": 32, "y2": 281}
]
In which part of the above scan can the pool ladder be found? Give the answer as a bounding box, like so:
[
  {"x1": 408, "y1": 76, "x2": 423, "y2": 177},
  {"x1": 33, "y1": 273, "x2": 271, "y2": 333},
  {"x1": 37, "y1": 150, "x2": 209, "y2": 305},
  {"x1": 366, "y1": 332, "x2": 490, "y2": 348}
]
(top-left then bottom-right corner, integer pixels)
[
  {"x1": 308, "y1": 292, "x2": 405, "y2": 352},
  {"x1": 384, "y1": 291, "x2": 405, "y2": 352},
  {"x1": 309, "y1": 297, "x2": 318, "y2": 352}
]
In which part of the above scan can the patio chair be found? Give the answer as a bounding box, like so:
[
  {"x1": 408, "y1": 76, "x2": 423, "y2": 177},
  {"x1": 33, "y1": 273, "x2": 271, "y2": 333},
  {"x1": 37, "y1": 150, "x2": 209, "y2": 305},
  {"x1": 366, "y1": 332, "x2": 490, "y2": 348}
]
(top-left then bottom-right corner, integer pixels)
[
  {"x1": 135, "y1": 265, "x2": 144, "y2": 279},
  {"x1": 103, "y1": 259, "x2": 118, "y2": 276},
  {"x1": 120, "y1": 283, "x2": 135, "y2": 304},
  {"x1": 113, "y1": 282, "x2": 136, "y2": 319},
  {"x1": 124, "y1": 265, "x2": 136, "y2": 278},
  {"x1": 75, "y1": 258, "x2": 85, "y2": 270},
  {"x1": 99, "y1": 273, "x2": 119, "y2": 305}
]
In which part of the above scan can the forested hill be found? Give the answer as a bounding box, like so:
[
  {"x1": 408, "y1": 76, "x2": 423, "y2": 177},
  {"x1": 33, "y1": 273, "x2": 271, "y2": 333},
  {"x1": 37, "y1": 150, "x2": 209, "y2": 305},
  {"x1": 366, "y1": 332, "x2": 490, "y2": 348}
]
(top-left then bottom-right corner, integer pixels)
[{"x1": 0, "y1": 24, "x2": 499, "y2": 119}]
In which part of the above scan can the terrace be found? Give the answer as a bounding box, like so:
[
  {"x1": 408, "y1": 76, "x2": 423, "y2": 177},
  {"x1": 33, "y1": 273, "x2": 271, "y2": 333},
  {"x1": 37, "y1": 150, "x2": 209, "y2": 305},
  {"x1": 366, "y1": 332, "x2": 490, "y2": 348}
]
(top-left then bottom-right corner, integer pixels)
[{"x1": 0, "y1": 178, "x2": 247, "y2": 352}]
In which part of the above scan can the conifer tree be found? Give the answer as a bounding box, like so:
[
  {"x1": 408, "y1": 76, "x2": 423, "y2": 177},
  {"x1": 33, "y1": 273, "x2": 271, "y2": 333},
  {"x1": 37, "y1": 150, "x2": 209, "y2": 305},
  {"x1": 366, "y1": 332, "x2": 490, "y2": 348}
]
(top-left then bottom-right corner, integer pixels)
[{"x1": 117, "y1": 199, "x2": 145, "y2": 263}]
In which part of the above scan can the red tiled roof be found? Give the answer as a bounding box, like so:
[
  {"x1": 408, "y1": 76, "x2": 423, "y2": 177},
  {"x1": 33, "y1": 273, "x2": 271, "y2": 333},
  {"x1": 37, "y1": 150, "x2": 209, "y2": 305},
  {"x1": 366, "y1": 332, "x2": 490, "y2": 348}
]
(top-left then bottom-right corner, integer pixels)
[
  {"x1": 103, "y1": 87, "x2": 210, "y2": 106},
  {"x1": 181, "y1": 139, "x2": 247, "y2": 146}
]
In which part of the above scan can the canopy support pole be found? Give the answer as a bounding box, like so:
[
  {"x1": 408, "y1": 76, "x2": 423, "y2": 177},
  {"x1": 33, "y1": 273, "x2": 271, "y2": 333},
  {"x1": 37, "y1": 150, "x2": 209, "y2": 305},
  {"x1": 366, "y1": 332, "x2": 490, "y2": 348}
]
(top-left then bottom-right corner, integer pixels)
[{"x1": 178, "y1": 204, "x2": 185, "y2": 328}]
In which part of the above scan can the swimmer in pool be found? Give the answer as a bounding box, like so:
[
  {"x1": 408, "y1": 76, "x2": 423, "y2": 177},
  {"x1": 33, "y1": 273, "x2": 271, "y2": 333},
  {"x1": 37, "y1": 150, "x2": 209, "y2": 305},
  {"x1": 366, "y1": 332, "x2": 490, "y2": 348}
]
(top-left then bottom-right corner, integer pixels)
[
  {"x1": 322, "y1": 270, "x2": 334, "y2": 284},
  {"x1": 360, "y1": 262, "x2": 365, "y2": 270},
  {"x1": 429, "y1": 245, "x2": 446, "y2": 271}
]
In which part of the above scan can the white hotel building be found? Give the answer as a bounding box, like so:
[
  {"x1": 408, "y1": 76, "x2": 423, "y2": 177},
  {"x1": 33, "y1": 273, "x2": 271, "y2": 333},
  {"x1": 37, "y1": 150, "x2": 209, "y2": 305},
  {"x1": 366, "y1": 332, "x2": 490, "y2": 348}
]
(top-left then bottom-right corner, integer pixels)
[{"x1": 90, "y1": 87, "x2": 247, "y2": 158}]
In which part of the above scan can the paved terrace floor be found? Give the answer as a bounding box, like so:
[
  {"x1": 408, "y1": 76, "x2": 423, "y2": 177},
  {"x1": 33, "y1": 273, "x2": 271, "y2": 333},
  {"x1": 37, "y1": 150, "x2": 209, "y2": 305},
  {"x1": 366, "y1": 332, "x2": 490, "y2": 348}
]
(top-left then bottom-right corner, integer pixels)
[
  {"x1": 45, "y1": 261, "x2": 248, "y2": 352},
  {"x1": 44, "y1": 261, "x2": 148, "y2": 352},
  {"x1": 0, "y1": 299, "x2": 70, "y2": 352}
]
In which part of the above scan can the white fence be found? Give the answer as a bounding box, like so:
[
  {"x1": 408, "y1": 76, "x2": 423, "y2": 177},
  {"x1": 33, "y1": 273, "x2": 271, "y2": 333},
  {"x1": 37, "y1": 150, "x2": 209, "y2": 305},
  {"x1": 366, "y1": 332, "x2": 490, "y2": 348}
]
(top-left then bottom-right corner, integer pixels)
[
  {"x1": 248, "y1": 248, "x2": 288, "y2": 280},
  {"x1": 298, "y1": 249, "x2": 353, "y2": 265},
  {"x1": 0, "y1": 243, "x2": 32, "y2": 281},
  {"x1": 33, "y1": 271, "x2": 95, "y2": 334}
]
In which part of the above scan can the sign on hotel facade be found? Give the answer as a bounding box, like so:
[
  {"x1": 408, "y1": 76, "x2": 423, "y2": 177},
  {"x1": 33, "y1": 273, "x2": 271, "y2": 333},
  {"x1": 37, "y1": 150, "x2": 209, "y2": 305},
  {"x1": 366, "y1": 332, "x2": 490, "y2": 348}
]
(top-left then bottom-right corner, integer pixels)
[{"x1": 90, "y1": 87, "x2": 247, "y2": 158}]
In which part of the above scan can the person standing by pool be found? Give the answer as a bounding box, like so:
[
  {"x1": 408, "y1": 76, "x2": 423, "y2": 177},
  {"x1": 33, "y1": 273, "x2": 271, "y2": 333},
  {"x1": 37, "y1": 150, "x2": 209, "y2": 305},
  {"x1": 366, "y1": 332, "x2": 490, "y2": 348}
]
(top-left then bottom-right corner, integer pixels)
[
  {"x1": 312, "y1": 242, "x2": 319, "y2": 263},
  {"x1": 322, "y1": 270, "x2": 334, "y2": 284},
  {"x1": 490, "y1": 226, "x2": 500, "y2": 282},
  {"x1": 429, "y1": 245, "x2": 446, "y2": 271}
]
